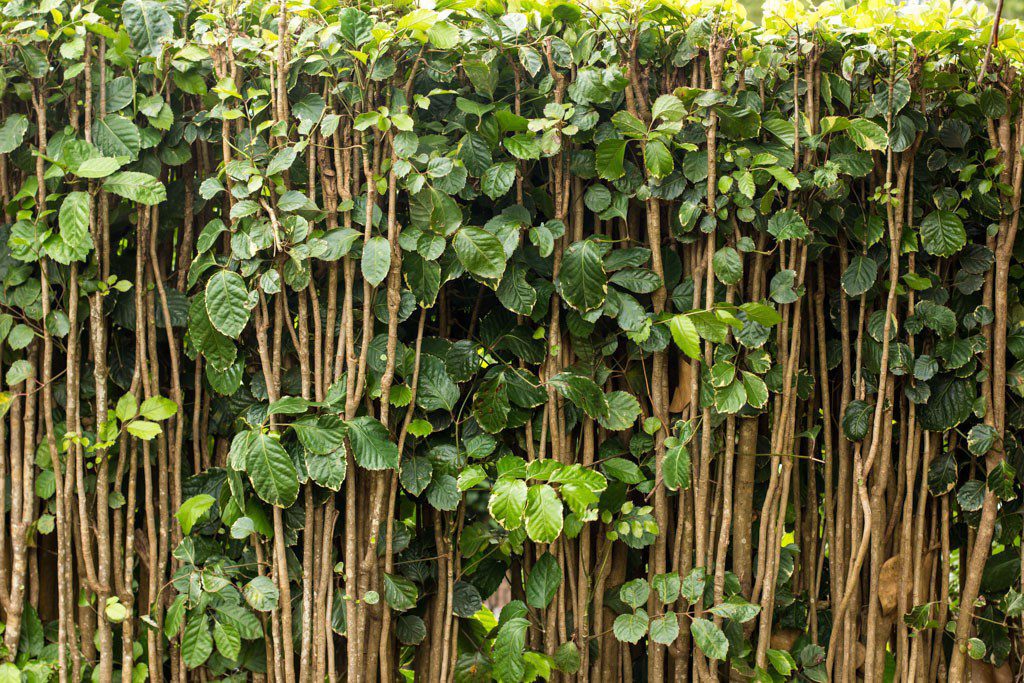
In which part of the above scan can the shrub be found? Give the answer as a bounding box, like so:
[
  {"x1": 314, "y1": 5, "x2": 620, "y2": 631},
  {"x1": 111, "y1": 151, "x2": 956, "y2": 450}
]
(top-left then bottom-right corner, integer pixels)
[{"x1": 0, "y1": 0, "x2": 1021, "y2": 681}]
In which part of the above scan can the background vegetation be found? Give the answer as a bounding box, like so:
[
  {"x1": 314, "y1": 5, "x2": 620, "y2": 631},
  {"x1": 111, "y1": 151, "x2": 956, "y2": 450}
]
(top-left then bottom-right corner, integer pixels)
[{"x1": 0, "y1": 0, "x2": 1022, "y2": 681}]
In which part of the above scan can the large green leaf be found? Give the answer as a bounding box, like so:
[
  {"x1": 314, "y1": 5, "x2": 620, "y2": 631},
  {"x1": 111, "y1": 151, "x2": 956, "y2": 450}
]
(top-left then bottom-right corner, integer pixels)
[
  {"x1": 45, "y1": 191, "x2": 93, "y2": 264},
  {"x1": 454, "y1": 226, "x2": 506, "y2": 280},
  {"x1": 613, "y1": 610, "x2": 648, "y2": 643},
  {"x1": 122, "y1": 0, "x2": 175, "y2": 56},
  {"x1": 920, "y1": 210, "x2": 966, "y2": 257},
  {"x1": 481, "y1": 162, "x2": 516, "y2": 199},
  {"x1": 346, "y1": 416, "x2": 399, "y2": 470},
  {"x1": 103, "y1": 172, "x2": 167, "y2": 206},
  {"x1": 0, "y1": 114, "x2": 28, "y2": 154},
  {"x1": 241, "y1": 432, "x2": 298, "y2": 507},
  {"x1": 525, "y1": 483, "x2": 562, "y2": 543},
  {"x1": 595, "y1": 138, "x2": 626, "y2": 180},
  {"x1": 841, "y1": 256, "x2": 877, "y2": 296},
  {"x1": 188, "y1": 293, "x2": 236, "y2": 371},
  {"x1": 847, "y1": 118, "x2": 888, "y2": 151},
  {"x1": 361, "y1": 236, "x2": 391, "y2": 287},
  {"x1": 493, "y1": 617, "x2": 529, "y2": 683},
  {"x1": 557, "y1": 240, "x2": 607, "y2": 312},
  {"x1": 489, "y1": 477, "x2": 527, "y2": 530},
  {"x1": 205, "y1": 270, "x2": 250, "y2": 339},
  {"x1": 525, "y1": 552, "x2": 562, "y2": 609},
  {"x1": 919, "y1": 375, "x2": 973, "y2": 432},
  {"x1": 549, "y1": 372, "x2": 609, "y2": 420},
  {"x1": 690, "y1": 617, "x2": 729, "y2": 660},
  {"x1": 92, "y1": 115, "x2": 141, "y2": 159},
  {"x1": 182, "y1": 614, "x2": 213, "y2": 669}
]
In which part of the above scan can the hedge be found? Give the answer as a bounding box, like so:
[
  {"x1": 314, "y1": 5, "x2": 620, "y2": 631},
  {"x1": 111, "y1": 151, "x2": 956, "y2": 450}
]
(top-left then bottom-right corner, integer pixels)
[{"x1": 0, "y1": 0, "x2": 1022, "y2": 681}]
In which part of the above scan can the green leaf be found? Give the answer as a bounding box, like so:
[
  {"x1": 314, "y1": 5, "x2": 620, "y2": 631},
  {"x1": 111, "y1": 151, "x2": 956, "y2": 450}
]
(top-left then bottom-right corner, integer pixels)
[
  {"x1": 189, "y1": 293, "x2": 236, "y2": 371},
  {"x1": 920, "y1": 210, "x2": 966, "y2": 257},
  {"x1": 140, "y1": 396, "x2": 178, "y2": 420},
  {"x1": 767, "y1": 648, "x2": 797, "y2": 676},
  {"x1": 842, "y1": 400, "x2": 872, "y2": 441},
  {"x1": 103, "y1": 172, "x2": 167, "y2": 206},
  {"x1": 841, "y1": 256, "x2": 878, "y2": 296},
  {"x1": 127, "y1": 420, "x2": 162, "y2": 440},
  {"x1": 708, "y1": 597, "x2": 761, "y2": 623},
  {"x1": 205, "y1": 270, "x2": 250, "y2": 339},
  {"x1": 553, "y1": 642, "x2": 581, "y2": 674},
  {"x1": 122, "y1": 0, "x2": 175, "y2": 56},
  {"x1": 243, "y1": 575, "x2": 280, "y2": 612},
  {"x1": 690, "y1": 618, "x2": 729, "y2": 660},
  {"x1": 0, "y1": 114, "x2": 28, "y2": 154},
  {"x1": 669, "y1": 314, "x2": 701, "y2": 359},
  {"x1": 489, "y1": 477, "x2": 528, "y2": 529},
  {"x1": 243, "y1": 432, "x2": 299, "y2": 507},
  {"x1": 549, "y1": 372, "x2": 609, "y2": 420},
  {"x1": 644, "y1": 140, "x2": 673, "y2": 178},
  {"x1": 493, "y1": 618, "x2": 529, "y2": 683},
  {"x1": 181, "y1": 614, "x2": 213, "y2": 669},
  {"x1": 738, "y1": 302, "x2": 781, "y2": 326},
  {"x1": 767, "y1": 209, "x2": 809, "y2": 241},
  {"x1": 595, "y1": 138, "x2": 627, "y2": 180},
  {"x1": 293, "y1": 415, "x2": 346, "y2": 454},
  {"x1": 481, "y1": 162, "x2": 516, "y2": 199},
  {"x1": 361, "y1": 236, "x2": 391, "y2": 287},
  {"x1": 597, "y1": 391, "x2": 641, "y2": 431},
  {"x1": 652, "y1": 572, "x2": 681, "y2": 603},
  {"x1": 927, "y1": 452, "x2": 958, "y2": 495},
  {"x1": 526, "y1": 552, "x2": 562, "y2": 609},
  {"x1": 396, "y1": 615, "x2": 427, "y2": 644},
  {"x1": 504, "y1": 133, "x2": 541, "y2": 160},
  {"x1": 957, "y1": 479, "x2": 985, "y2": 512},
  {"x1": 741, "y1": 372, "x2": 768, "y2": 409},
  {"x1": 525, "y1": 484, "x2": 563, "y2": 543},
  {"x1": 346, "y1": 416, "x2": 399, "y2": 470},
  {"x1": 603, "y1": 457, "x2": 644, "y2": 484},
  {"x1": 920, "y1": 375, "x2": 973, "y2": 432},
  {"x1": 176, "y1": 494, "x2": 215, "y2": 535},
  {"x1": 584, "y1": 184, "x2": 611, "y2": 212},
  {"x1": 383, "y1": 573, "x2": 418, "y2": 611},
  {"x1": 613, "y1": 610, "x2": 649, "y2": 643},
  {"x1": 649, "y1": 612, "x2": 680, "y2": 645},
  {"x1": 306, "y1": 449, "x2": 347, "y2": 491},
  {"x1": 6, "y1": 359, "x2": 33, "y2": 386},
  {"x1": 425, "y1": 474, "x2": 460, "y2": 511},
  {"x1": 401, "y1": 456, "x2": 433, "y2": 496},
  {"x1": 165, "y1": 595, "x2": 187, "y2": 638},
  {"x1": 609, "y1": 268, "x2": 662, "y2": 294},
  {"x1": 473, "y1": 372, "x2": 510, "y2": 433},
  {"x1": 454, "y1": 226, "x2": 506, "y2": 280},
  {"x1": 0, "y1": 664, "x2": 20, "y2": 683},
  {"x1": 847, "y1": 118, "x2": 888, "y2": 151},
  {"x1": 46, "y1": 191, "x2": 93, "y2": 265},
  {"x1": 213, "y1": 620, "x2": 241, "y2": 661},
  {"x1": 452, "y1": 581, "x2": 482, "y2": 617},
  {"x1": 557, "y1": 240, "x2": 607, "y2": 312},
  {"x1": 339, "y1": 7, "x2": 374, "y2": 46},
  {"x1": 496, "y1": 264, "x2": 537, "y2": 316},
  {"x1": 713, "y1": 247, "x2": 743, "y2": 285},
  {"x1": 652, "y1": 94, "x2": 686, "y2": 122},
  {"x1": 619, "y1": 579, "x2": 650, "y2": 609},
  {"x1": 93, "y1": 115, "x2": 141, "y2": 159},
  {"x1": 987, "y1": 461, "x2": 1016, "y2": 501},
  {"x1": 967, "y1": 424, "x2": 998, "y2": 456}
]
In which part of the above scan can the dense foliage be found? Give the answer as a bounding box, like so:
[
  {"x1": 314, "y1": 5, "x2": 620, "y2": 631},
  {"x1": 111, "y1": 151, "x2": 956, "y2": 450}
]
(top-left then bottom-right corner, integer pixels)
[{"x1": 0, "y1": 0, "x2": 1023, "y2": 680}]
